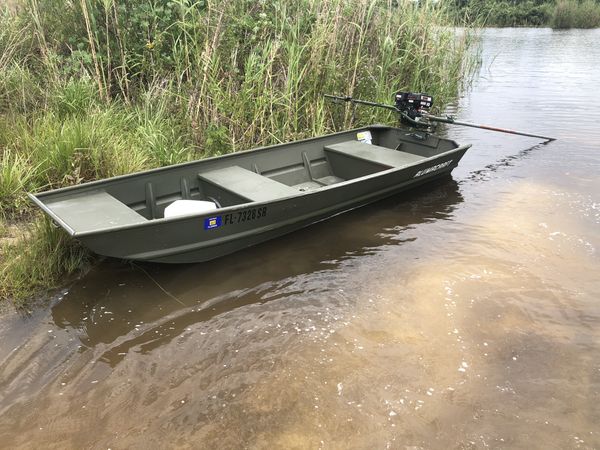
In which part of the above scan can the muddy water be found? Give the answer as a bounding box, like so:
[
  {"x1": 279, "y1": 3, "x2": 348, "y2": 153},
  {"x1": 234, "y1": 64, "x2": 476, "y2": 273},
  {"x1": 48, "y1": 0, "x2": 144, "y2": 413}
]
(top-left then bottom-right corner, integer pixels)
[{"x1": 1, "y1": 28, "x2": 600, "y2": 449}]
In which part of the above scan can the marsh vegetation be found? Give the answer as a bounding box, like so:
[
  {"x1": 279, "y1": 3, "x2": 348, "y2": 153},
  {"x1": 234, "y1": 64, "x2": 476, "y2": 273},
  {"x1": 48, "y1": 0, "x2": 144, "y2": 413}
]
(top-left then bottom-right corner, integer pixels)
[
  {"x1": 452, "y1": 0, "x2": 600, "y2": 28},
  {"x1": 0, "y1": 0, "x2": 472, "y2": 306}
]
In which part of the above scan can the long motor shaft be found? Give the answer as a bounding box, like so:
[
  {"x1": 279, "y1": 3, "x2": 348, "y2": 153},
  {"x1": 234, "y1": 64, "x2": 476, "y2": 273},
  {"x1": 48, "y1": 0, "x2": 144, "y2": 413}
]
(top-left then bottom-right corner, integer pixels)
[
  {"x1": 324, "y1": 94, "x2": 555, "y2": 142},
  {"x1": 324, "y1": 94, "x2": 398, "y2": 112},
  {"x1": 423, "y1": 114, "x2": 556, "y2": 142}
]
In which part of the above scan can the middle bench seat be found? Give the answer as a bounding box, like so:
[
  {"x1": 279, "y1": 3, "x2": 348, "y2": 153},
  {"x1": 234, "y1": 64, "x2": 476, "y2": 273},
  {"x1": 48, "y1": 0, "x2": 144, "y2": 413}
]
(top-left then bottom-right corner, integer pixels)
[
  {"x1": 325, "y1": 140, "x2": 426, "y2": 168},
  {"x1": 198, "y1": 166, "x2": 299, "y2": 203}
]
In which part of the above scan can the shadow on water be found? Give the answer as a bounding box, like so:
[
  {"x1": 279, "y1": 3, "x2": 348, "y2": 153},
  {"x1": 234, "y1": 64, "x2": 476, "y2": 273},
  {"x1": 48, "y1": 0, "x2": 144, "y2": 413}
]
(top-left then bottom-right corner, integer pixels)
[{"x1": 49, "y1": 178, "x2": 464, "y2": 366}]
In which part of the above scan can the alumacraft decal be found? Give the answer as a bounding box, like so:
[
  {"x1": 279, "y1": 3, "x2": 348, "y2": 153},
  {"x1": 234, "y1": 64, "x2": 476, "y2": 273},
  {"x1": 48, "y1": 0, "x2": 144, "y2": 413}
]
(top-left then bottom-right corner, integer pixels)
[{"x1": 413, "y1": 159, "x2": 453, "y2": 178}]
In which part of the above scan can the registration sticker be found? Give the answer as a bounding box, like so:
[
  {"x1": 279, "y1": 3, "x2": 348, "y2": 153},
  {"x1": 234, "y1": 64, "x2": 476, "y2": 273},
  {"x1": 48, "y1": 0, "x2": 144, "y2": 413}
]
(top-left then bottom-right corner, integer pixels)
[
  {"x1": 204, "y1": 216, "x2": 222, "y2": 230},
  {"x1": 357, "y1": 131, "x2": 372, "y2": 144}
]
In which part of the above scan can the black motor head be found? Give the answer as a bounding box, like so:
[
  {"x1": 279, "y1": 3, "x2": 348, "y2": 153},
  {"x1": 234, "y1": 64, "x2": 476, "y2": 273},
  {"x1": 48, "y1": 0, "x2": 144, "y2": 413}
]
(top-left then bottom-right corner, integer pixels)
[{"x1": 395, "y1": 92, "x2": 433, "y2": 119}]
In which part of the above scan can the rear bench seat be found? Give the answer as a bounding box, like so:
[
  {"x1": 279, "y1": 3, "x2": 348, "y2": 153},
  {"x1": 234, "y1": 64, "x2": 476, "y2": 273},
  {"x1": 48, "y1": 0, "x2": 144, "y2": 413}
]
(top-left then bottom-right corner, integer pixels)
[
  {"x1": 325, "y1": 140, "x2": 426, "y2": 167},
  {"x1": 198, "y1": 166, "x2": 298, "y2": 202},
  {"x1": 44, "y1": 190, "x2": 147, "y2": 233}
]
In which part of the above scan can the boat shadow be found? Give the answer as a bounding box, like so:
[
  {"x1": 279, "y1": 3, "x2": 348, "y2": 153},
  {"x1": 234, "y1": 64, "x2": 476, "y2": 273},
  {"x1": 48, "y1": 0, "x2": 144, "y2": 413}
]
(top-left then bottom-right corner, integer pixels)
[{"x1": 50, "y1": 177, "x2": 464, "y2": 366}]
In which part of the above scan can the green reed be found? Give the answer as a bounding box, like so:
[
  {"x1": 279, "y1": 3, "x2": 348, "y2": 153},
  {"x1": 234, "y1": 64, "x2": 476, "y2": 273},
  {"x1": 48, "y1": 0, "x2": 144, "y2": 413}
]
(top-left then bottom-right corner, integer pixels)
[
  {"x1": 551, "y1": 0, "x2": 600, "y2": 28},
  {"x1": 0, "y1": 216, "x2": 91, "y2": 307}
]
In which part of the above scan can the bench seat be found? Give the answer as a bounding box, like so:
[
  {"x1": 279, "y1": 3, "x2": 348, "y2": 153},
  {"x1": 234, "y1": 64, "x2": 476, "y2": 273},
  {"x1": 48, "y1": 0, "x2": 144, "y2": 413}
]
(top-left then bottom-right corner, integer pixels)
[
  {"x1": 45, "y1": 191, "x2": 147, "y2": 233},
  {"x1": 198, "y1": 166, "x2": 298, "y2": 202},
  {"x1": 325, "y1": 140, "x2": 426, "y2": 168}
]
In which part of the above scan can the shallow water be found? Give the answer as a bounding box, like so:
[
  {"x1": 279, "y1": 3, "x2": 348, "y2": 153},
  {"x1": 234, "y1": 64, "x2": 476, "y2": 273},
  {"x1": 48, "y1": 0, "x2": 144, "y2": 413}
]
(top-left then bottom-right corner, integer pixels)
[{"x1": 1, "y1": 28, "x2": 599, "y2": 449}]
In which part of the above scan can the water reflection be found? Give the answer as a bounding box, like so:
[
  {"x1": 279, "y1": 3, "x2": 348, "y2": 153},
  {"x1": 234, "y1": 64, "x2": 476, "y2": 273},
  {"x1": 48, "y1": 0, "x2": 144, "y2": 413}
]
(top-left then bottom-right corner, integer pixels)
[{"x1": 49, "y1": 179, "x2": 463, "y2": 362}]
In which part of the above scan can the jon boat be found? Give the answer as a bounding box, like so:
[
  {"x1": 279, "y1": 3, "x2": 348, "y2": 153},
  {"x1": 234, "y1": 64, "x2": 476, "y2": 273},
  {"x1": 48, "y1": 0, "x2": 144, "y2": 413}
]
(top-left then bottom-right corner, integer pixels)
[{"x1": 29, "y1": 124, "x2": 471, "y2": 263}]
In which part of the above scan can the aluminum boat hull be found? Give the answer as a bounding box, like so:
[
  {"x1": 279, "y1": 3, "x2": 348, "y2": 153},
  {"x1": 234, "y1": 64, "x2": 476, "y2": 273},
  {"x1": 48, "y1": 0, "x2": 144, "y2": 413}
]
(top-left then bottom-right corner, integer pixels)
[{"x1": 30, "y1": 125, "x2": 471, "y2": 263}]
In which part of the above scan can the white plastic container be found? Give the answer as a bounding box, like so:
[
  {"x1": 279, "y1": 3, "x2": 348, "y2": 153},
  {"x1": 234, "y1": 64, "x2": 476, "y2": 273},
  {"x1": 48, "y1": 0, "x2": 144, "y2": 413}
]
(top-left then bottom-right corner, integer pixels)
[{"x1": 164, "y1": 200, "x2": 217, "y2": 218}]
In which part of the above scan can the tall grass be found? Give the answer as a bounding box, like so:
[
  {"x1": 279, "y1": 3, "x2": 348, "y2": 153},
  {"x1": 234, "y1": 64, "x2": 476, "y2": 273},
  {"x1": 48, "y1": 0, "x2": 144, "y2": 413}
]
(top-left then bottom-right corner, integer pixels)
[
  {"x1": 0, "y1": 0, "x2": 473, "y2": 305},
  {"x1": 0, "y1": 217, "x2": 90, "y2": 307},
  {"x1": 0, "y1": 149, "x2": 41, "y2": 216},
  {"x1": 551, "y1": 0, "x2": 600, "y2": 28},
  {"x1": 0, "y1": 88, "x2": 194, "y2": 218},
  {"x1": 3, "y1": 0, "x2": 471, "y2": 147},
  {"x1": 451, "y1": 0, "x2": 600, "y2": 27},
  {"x1": 479, "y1": 1, "x2": 551, "y2": 27}
]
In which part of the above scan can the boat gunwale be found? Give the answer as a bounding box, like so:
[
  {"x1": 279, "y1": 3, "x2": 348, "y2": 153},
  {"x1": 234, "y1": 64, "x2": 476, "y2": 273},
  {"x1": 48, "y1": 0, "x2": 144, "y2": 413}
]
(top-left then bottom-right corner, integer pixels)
[
  {"x1": 30, "y1": 124, "x2": 399, "y2": 200},
  {"x1": 30, "y1": 143, "x2": 470, "y2": 238}
]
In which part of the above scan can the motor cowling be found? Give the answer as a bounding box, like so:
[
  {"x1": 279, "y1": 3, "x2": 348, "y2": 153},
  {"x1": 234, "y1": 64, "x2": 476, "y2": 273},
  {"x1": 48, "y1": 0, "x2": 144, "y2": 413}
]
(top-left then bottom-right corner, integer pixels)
[{"x1": 395, "y1": 92, "x2": 433, "y2": 120}]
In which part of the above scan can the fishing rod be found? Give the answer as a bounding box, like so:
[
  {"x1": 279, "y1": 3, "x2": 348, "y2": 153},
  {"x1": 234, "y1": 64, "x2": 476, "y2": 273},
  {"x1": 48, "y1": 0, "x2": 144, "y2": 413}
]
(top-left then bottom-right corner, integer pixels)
[{"x1": 324, "y1": 93, "x2": 556, "y2": 142}]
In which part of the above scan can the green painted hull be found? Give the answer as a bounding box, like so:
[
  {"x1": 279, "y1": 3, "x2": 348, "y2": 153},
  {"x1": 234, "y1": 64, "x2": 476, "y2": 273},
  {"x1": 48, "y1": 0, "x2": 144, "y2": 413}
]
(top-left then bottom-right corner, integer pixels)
[{"x1": 30, "y1": 125, "x2": 470, "y2": 263}]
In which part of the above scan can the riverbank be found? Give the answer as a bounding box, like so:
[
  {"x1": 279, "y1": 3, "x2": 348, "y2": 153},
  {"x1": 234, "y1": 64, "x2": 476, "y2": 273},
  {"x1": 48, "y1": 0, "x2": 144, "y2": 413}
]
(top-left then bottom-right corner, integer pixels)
[
  {"x1": 0, "y1": 0, "x2": 473, "y2": 308},
  {"x1": 453, "y1": 0, "x2": 600, "y2": 28}
]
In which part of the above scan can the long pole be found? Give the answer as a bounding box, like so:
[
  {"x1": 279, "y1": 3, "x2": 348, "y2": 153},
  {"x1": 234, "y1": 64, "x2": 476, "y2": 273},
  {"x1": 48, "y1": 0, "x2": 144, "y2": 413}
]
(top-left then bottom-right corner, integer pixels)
[
  {"x1": 324, "y1": 94, "x2": 398, "y2": 112},
  {"x1": 423, "y1": 114, "x2": 556, "y2": 142},
  {"x1": 324, "y1": 94, "x2": 556, "y2": 142}
]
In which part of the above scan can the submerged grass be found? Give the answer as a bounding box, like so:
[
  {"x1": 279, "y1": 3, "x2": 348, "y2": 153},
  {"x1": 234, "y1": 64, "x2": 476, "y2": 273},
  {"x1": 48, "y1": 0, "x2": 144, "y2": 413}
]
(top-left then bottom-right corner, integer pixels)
[{"x1": 0, "y1": 0, "x2": 474, "y2": 307}]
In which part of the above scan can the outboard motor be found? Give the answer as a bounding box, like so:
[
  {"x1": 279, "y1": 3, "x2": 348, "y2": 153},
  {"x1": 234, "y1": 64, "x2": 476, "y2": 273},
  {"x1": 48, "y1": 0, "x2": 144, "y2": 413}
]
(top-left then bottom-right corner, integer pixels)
[
  {"x1": 394, "y1": 91, "x2": 433, "y2": 122},
  {"x1": 324, "y1": 92, "x2": 554, "y2": 142}
]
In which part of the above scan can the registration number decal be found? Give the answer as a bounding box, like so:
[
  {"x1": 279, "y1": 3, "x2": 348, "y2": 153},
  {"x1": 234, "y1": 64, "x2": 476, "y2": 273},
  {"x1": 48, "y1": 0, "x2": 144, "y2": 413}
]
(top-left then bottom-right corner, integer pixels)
[{"x1": 205, "y1": 207, "x2": 268, "y2": 230}]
